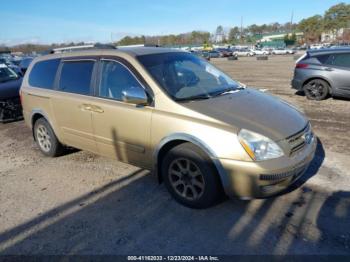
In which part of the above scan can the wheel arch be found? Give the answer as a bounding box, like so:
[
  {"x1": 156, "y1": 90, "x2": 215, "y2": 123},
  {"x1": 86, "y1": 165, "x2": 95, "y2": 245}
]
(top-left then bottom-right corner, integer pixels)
[
  {"x1": 30, "y1": 109, "x2": 55, "y2": 141},
  {"x1": 153, "y1": 133, "x2": 231, "y2": 195}
]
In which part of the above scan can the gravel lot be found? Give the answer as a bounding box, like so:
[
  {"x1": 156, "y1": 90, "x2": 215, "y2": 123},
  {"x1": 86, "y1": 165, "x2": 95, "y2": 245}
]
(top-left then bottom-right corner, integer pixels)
[{"x1": 0, "y1": 56, "x2": 349, "y2": 255}]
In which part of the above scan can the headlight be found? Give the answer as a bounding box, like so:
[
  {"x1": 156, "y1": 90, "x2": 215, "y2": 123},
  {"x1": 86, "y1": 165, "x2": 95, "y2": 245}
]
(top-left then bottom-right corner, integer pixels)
[{"x1": 238, "y1": 129, "x2": 284, "y2": 161}]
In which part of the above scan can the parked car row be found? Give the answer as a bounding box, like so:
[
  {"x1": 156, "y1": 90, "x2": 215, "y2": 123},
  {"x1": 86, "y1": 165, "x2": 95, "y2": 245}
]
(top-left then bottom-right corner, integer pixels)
[
  {"x1": 193, "y1": 48, "x2": 296, "y2": 58},
  {"x1": 0, "y1": 55, "x2": 33, "y2": 122},
  {"x1": 0, "y1": 64, "x2": 23, "y2": 122},
  {"x1": 0, "y1": 55, "x2": 34, "y2": 76}
]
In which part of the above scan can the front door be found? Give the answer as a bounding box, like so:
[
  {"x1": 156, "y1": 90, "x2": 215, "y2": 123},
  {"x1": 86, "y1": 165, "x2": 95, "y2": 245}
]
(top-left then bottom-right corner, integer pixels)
[{"x1": 90, "y1": 59, "x2": 153, "y2": 168}]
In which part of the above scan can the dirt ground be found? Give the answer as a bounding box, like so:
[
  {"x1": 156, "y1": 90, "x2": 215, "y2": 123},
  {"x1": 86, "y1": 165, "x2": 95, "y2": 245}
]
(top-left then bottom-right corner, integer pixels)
[{"x1": 0, "y1": 56, "x2": 349, "y2": 255}]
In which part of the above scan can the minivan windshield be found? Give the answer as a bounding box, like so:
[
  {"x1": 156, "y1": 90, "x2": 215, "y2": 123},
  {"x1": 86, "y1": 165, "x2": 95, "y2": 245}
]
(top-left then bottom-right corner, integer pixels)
[{"x1": 137, "y1": 52, "x2": 241, "y2": 101}]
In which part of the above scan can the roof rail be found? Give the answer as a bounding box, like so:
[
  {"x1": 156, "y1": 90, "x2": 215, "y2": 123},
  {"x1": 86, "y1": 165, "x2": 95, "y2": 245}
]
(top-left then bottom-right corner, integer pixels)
[
  {"x1": 116, "y1": 44, "x2": 162, "y2": 48},
  {"x1": 50, "y1": 43, "x2": 117, "y2": 54}
]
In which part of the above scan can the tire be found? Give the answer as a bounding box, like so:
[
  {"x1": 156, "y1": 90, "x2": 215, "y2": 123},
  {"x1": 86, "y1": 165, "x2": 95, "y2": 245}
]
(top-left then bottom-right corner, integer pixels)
[
  {"x1": 34, "y1": 118, "x2": 64, "y2": 157},
  {"x1": 303, "y1": 79, "x2": 330, "y2": 101},
  {"x1": 162, "y1": 143, "x2": 223, "y2": 209}
]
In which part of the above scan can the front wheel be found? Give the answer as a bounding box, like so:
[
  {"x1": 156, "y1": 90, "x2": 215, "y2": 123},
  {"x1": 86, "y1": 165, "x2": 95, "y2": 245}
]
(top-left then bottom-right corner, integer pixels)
[
  {"x1": 162, "y1": 143, "x2": 223, "y2": 209},
  {"x1": 303, "y1": 79, "x2": 330, "y2": 100}
]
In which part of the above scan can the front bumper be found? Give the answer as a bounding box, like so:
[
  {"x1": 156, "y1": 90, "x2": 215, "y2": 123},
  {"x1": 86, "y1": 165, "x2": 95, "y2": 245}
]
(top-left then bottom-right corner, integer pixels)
[
  {"x1": 0, "y1": 98, "x2": 23, "y2": 123},
  {"x1": 217, "y1": 136, "x2": 317, "y2": 199}
]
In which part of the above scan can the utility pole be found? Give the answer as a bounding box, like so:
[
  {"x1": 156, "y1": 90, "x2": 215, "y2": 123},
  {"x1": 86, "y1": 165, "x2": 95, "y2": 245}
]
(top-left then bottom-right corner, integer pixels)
[
  {"x1": 240, "y1": 16, "x2": 243, "y2": 44},
  {"x1": 290, "y1": 10, "x2": 294, "y2": 33}
]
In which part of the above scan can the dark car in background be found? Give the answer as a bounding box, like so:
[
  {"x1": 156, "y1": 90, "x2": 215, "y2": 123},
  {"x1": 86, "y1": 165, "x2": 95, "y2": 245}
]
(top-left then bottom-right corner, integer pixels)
[
  {"x1": 0, "y1": 64, "x2": 23, "y2": 122},
  {"x1": 292, "y1": 48, "x2": 350, "y2": 100},
  {"x1": 19, "y1": 57, "x2": 34, "y2": 75},
  {"x1": 208, "y1": 50, "x2": 220, "y2": 58},
  {"x1": 193, "y1": 51, "x2": 210, "y2": 61},
  {"x1": 215, "y1": 48, "x2": 233, "y2": 57},
  {"x1": 0, "y1": 57, "x2": 22, "y2": 76}
]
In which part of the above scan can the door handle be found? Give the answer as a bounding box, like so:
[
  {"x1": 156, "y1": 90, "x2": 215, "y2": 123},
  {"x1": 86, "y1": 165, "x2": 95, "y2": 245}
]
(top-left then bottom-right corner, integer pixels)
[
  {"x1": 91, "y1": 105, "x2": 104, "y2": 113},
  {"x1": 80, "y1": 104, "x2": 93, "y2": 111}
]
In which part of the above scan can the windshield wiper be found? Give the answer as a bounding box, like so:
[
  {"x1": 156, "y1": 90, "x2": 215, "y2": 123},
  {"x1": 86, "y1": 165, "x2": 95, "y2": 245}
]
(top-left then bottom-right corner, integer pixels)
[
  {"x1": 211, "y1": 85, "x2": 246, "y2": 97},
  {"x1": 175, "y1": 94, "x2": 212, "y2": 102}
]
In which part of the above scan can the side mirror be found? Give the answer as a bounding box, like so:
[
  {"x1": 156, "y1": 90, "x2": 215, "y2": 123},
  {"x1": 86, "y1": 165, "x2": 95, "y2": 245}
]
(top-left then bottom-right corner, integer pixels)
[{"x1": 121, "y1": 86, "x2": 148, "y2": 105}]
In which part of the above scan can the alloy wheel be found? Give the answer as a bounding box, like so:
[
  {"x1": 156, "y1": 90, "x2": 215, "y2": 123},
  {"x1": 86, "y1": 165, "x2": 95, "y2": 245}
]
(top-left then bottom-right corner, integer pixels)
[
  {"x1": 305, "y1": 80, "x2": 327, "y2": 99},
  {"x1": 36, "y1": 124, "x2": 52, "y2": 152},
  {"x1": 168, "y1": 158, "x2": 205, "y2": 201}
]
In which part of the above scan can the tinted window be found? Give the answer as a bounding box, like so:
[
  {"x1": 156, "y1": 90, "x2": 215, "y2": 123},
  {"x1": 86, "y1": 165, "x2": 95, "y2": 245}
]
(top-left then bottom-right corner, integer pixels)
[
  {"x1": 316, "y1": 54, "x2": 332, "y2": 65},
  {"x1": 59, "y1": 61, "x2": 94, "y2": 95},
  {"x1": 333, "y1": 53, "x2": 350, "y2": 68},
  {"x1": 28, "y1": 59, "x2": 60, "y2": 89},
  {"x1": 98, "y1": 60, "x2": 143, "y2": 100}
]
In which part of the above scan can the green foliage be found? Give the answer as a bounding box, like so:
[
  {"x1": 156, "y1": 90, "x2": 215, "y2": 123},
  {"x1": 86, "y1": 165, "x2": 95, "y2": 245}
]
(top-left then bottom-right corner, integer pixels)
[
  {"x1": 228, "y1": 27, "x2": 240, "y2": 43},
  {"x1": 117, "y1": 35, "x2": 146, "y2": 46},
  {"x1": 116, "y1": 31, "x2": 210, "y2": 46},
  {"x1": 284, "y1": 33, "x2": 297, "y2": 46},
  {"x1": 298, "y1": 15, "x2": 324, "y2": 42},
  {"x1": 324, "y1": 3, "x2": 350, "y2": 31}
]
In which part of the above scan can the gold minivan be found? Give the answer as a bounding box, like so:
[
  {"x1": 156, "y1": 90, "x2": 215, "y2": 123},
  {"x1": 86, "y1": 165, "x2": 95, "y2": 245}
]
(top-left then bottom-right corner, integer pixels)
[{"x1": 20, "y1": 46, "x2": 317, "y2": 208}]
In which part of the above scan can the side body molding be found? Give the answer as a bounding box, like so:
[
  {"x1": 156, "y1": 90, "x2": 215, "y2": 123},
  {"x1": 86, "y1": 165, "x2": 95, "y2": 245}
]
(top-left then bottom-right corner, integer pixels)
[{"x1": 153, "y1": 133, "x2": 231, "y2": 195}]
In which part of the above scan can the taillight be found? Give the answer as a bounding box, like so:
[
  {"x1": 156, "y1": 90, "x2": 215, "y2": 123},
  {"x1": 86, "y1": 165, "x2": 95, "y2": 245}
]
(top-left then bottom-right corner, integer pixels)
[{"x1": 296, "y1": 63, "x2": 309, "y2": 69}]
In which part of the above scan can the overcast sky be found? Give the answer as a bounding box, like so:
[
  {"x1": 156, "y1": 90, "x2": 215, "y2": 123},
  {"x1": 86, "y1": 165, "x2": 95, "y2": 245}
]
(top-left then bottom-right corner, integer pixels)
[{"x1": 1, "y1": 0, "x2": 347, "y2": 45}]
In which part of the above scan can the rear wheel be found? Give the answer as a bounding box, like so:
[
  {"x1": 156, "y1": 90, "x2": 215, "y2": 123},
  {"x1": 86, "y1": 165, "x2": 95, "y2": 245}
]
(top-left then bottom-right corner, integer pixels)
[
  {"x1": 303, "y1": 79, "x2": 330, "y2": 100},
  {"x1": 34, "y1": 118, "x2": 64, "y2": 157},
  {"x1": 162, "y1": 143, "x2": 223, "y2": 209}
]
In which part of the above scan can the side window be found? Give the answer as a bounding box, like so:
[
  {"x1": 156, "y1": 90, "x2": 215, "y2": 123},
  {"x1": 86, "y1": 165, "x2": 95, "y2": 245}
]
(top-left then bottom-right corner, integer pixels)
[
  {"x1": 58, "y1": 61, "x2": 94, "y2": 95},
  {"x1": 28, "y1": 59, "x2": 60, "y2": 89},
  {"x1": 98, "y1": 60, "x2": 143, "y2": 101},
  {"x1": 333, "y1": 53, "x2": 350, "y2": 68},
  {"x1": 316, "y1": 54, "x2": 333, "y2": 65}
]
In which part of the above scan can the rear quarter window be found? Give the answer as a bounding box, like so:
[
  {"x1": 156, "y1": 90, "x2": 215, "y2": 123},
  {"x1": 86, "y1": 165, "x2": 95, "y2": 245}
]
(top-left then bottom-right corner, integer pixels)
[
  {"x1": 315, "y1": 54, "x2": 332, "y2": 65},
  {"x1": 28, "y1": 59, "x2": 60, "y2": 89}
]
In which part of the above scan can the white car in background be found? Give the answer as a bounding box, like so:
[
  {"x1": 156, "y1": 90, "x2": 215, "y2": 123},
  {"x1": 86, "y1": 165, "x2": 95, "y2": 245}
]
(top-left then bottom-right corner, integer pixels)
[
  {"x1": 233, "y1": 49, "x2": 255, "y2": 56},
  {"x1": 272, "y1": 48, "x2": 289, "y2": 55},
  {"x1": 251, "y1": 49, "x2": 270, "y2": 55}
]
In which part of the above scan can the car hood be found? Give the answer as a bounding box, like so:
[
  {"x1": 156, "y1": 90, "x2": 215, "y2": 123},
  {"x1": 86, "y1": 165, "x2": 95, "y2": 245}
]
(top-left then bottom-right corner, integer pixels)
[
  {"x1": 181, "y1": 88, "x2": 308, "y2": 141},
  {"x1": 0, "y1": 77, "x2": 23, "y2": 100}
]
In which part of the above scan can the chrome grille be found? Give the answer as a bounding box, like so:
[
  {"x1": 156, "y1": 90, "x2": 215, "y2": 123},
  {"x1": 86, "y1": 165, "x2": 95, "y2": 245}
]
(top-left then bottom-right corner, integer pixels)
[{"x1": 286, "y1": 124, "x2": 310, "y2": 156}]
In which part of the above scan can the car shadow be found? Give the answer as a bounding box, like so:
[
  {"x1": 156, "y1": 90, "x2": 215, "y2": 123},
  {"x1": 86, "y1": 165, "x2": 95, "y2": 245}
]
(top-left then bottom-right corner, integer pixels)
[
  {"x1": 294, "y1": 90, "x2": 305, "y2": 97},
  {"x1": 0, "y1": 165, "x2": 348, "y2": 255},
  {"x1": 294, "y1": 90, "x2": 350, "y2": 102}
]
